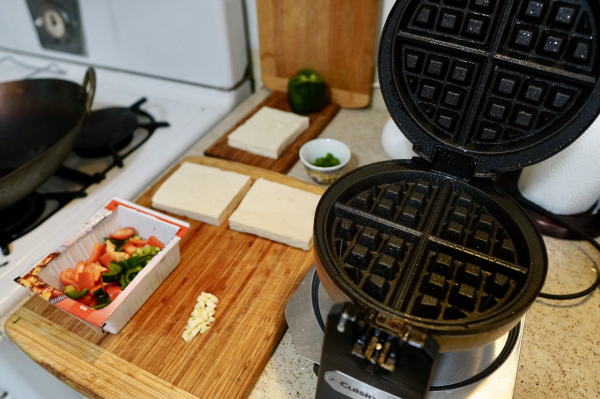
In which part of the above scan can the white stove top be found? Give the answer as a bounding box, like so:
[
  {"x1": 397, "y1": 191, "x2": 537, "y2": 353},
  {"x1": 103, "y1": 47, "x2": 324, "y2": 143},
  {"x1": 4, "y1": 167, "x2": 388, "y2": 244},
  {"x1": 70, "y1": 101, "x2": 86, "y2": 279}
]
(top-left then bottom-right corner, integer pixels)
[{"x1": 0, "y1": 49, "x2": 250, "y2": 319}]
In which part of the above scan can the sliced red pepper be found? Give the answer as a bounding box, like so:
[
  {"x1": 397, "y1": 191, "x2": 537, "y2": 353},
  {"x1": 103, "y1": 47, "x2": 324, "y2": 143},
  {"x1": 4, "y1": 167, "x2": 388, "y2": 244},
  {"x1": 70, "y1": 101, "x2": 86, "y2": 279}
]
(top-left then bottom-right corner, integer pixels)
[
  {"x1": 74, "y1": 261, "x2": 86, "y2": 280},
  {"x1": 106, "y1": 286, "x2": 123, "y2": 301},
  {"x1": 60, "y1": 268, "x2": 76, "y2": 286},
  {"x1": 77, "y1": 272, "x2": 96, "y2": 289},
  {"x1": 99, "y1": 252, "x2": 112, "y2": 268},
  {"x1": 129, "y1": 238, "x2": 148, "y2": 246},
  {"x1": 147, "y1": 236, "x2": 164, "y2": 249},
  {"x1": 123, "y1": 242, "x2": 138, "y2": 255},
  {"x1": 87, "y1": 243, "x2": 107, "y2": 264},
  {"x1": 84, "y1": 263, "x2": 108, "y2": 284}
]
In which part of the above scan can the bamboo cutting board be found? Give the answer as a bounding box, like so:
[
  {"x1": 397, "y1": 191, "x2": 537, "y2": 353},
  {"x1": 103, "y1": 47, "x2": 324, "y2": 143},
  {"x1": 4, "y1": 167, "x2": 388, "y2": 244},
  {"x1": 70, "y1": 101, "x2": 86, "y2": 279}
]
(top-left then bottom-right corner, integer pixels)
[
  {"x1": 257, "y1": 0, "x2": 379, "y2": 108},
  {"x1": 5, "y1": 156, "x2": 325, "y2": 399},
  {"x1": 204, "y1": 91, "x2": 340, "y2": 173}
]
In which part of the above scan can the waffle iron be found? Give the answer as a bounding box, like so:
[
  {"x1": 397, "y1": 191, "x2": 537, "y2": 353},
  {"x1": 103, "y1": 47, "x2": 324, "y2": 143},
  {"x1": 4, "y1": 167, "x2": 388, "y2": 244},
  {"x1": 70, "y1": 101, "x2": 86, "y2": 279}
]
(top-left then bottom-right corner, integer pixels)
[{"x1": 313, "y1": 1, "x2": 600, "y2": 398}]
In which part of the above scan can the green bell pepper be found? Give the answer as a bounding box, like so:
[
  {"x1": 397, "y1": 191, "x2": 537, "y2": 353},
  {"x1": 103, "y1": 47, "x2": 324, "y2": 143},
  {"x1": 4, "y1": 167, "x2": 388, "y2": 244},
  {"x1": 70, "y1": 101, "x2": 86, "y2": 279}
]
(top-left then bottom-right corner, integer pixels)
[
  {"x1": 125, "y1": 266, "x2": 143, "y2": 285},
  {"x1": 102, "y1": 262, "x2": 123, "y2": 283},
  {"x1": 64, "y1": 286, "x2": 89, "y2": 300},
  {"x1": 91, "y1": 298, "x2": 111, "y2": 310},
  {"x1": 287, "y1": 69, "x2": 326, "y2": 115}
]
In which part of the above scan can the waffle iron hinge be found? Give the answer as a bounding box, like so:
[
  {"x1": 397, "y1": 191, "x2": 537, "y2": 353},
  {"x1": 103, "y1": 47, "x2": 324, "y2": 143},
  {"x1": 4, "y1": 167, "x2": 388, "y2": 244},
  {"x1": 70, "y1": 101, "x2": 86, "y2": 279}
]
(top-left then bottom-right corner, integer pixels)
[{"x1": 431, "y1": 147, "x2": 479, "y2": 180}]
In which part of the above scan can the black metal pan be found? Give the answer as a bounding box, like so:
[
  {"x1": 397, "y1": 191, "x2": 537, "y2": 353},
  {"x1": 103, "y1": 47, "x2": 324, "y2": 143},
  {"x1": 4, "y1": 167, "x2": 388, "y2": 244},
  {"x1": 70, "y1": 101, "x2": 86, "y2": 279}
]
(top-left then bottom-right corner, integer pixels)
[{"x1": 0, "y1": 67, "x2": 95, "y2": 210}]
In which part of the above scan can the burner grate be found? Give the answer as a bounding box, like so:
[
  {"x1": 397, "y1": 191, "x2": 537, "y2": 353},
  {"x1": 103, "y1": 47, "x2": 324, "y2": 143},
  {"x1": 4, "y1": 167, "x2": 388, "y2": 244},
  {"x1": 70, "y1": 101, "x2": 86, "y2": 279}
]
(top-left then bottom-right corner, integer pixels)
[
  {"x1": 74, "y1": 98, "x2": 169, "y2": 166},
  {"x1": 0, "y1": 98, "x2": 169, "y2": 255}
]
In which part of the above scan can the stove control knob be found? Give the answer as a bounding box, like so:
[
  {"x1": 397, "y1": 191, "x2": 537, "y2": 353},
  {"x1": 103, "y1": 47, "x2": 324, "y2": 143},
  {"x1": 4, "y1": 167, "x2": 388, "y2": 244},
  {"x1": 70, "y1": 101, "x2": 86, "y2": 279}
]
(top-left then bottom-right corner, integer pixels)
[{"x1": 42, "y1": 8, "x2": 67, "y2": 40}]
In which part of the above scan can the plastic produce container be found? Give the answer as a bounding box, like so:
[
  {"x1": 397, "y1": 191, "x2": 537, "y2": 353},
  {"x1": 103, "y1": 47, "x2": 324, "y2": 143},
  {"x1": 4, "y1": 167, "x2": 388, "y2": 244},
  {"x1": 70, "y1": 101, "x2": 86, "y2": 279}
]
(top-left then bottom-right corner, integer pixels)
[{"x1": 16, "y1": 197, "x2": 189, "y2": 334}]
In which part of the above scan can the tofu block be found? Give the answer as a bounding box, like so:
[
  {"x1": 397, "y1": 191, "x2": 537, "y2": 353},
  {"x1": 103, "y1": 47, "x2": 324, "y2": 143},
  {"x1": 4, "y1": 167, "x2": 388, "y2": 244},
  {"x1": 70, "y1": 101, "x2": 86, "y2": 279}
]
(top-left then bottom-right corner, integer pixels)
[
  {"x1": 227, "y1": 106, "x2": 310, "y2": 159},
  {"x1": 152, "y1": 162, "x2": 252, "y2": 226},
  {"x1": 228, "y1": 178, "x2": 321, "y2": 250}
]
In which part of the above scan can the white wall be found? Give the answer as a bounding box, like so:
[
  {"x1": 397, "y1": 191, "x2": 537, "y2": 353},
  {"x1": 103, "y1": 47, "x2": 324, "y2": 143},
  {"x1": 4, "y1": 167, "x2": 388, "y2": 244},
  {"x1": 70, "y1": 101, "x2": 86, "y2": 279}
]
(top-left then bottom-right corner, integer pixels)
[{"x1": 244, "y1": 0, "x2": 396, "y2": 88}]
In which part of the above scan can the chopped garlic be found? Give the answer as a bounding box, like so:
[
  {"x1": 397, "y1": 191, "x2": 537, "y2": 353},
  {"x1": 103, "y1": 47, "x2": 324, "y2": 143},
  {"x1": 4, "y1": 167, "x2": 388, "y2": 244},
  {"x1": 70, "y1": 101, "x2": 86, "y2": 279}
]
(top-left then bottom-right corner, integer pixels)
[{"x1": 182, "y1": 292, "x2": 218, "y2": 342}]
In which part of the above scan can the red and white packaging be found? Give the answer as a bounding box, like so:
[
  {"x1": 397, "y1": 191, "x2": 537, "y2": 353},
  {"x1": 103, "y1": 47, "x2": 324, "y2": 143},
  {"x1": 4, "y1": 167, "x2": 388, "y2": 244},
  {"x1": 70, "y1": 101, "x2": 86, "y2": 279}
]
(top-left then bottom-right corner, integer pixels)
[{"x1": 15, "y1": 197, "x2": 189, "y2": 334}]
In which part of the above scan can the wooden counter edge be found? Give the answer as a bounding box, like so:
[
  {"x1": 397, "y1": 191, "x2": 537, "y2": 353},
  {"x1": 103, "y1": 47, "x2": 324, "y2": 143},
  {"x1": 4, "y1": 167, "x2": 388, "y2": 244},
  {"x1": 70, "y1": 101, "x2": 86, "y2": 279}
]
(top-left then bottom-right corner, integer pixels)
[{"x1": 5, "y1": 308, "x2": 199, "y2": 399}]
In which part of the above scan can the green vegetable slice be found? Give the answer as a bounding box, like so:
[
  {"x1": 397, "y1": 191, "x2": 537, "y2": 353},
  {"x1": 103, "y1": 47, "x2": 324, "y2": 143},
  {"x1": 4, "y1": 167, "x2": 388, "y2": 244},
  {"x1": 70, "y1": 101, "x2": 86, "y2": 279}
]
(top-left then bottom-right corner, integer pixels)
[
  {"x1": 312, "y1": 153, "x2": 341, "y2": 167},
  {"x1": 121, "y1": 256, "x2": 140, "y2": 270},
  {"x1": 91, "y1": 298, "x2": 112, "y2": 310},
  {"x1": 120, "y1": 273, "x2": 127, "y2": 290},
  {"x1": 64, "y1": 286, "x2": 89, "y2": 300},
  {"x1": 102, "y1": 262, "x2": 123, "y2": 283},
  {"x1": 125, "y1": 266, "x2": 144, "y2": 285},
  {"x1": 93, "y1": 287, "x2": 106, "y2": 300},
  {"x1": 139, "y1": 255, "x2": 154, "y2": 267}
]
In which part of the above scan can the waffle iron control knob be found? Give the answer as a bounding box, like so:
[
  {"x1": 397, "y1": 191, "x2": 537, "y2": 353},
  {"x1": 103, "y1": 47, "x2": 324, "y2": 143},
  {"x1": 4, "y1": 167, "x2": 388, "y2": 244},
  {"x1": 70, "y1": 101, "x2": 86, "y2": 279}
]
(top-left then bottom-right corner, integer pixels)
[{"x1": 316, "y1": 303, "x2": 439, "y2": 399}]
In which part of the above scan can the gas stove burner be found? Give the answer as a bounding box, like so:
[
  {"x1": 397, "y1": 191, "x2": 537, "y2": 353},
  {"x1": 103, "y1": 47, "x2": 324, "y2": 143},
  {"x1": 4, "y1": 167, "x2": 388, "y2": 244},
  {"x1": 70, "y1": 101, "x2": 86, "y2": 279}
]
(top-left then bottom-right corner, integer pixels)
[
  {"x1": 74, "y1": 98, "x2": 169, "y2": 166},
  {"x1": 0, "y1": 196, "x2": 45, "y2": 255}
]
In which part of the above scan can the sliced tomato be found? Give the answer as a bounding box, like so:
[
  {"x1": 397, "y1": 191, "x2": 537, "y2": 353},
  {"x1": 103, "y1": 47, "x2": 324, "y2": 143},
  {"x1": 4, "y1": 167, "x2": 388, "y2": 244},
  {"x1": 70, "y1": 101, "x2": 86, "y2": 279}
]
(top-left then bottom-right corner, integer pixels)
[
  {"x1": 110, "y1": 227, "x2": 135, "y2": 241},
  {"x1": 89, "y1": 298, "x2": 98, "y2": 308},
  {"x1": 60, "y1": 268, "x2": 76, "y2": 286},
  {"x1": 147, "y1": 236, "x2": 164, "y2": 249},
  {"x1": 99, "y1": 252, "x2": 112, "y2": 268},
  {"x1": 106, "y1": 286, "x2": 123, "y2": 301},
  {"x1": 123, "y1": 242, "x2": 137, "y2": 255},
  {"x1": 77, "y1": 272, "x2": 96, "y2": 289},
  {"x1": 129, "y1": 238, "x2": 148, "y2": 246},
  {"x1": 76, "y1": 294, "x2": 93, "y2": 306},
  {"x1": 87, "y1": 243, "x2": 107, "y2": 264}
]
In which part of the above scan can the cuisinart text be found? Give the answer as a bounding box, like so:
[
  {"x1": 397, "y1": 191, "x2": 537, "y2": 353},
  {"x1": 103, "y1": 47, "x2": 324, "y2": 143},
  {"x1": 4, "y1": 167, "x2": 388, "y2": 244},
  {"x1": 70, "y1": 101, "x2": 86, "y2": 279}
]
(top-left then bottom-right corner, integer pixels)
[{"x1": 324, "y1": 371, "x2": 402, "y2": 399}]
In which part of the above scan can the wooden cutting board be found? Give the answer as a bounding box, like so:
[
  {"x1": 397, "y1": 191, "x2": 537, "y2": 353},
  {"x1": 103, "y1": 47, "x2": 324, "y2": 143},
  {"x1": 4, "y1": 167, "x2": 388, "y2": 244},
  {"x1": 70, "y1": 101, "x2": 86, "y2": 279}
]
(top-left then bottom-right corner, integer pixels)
[
  {"x1": 204, "y1": 91, "x2": 340, "y2": 173},
  {"x1": 5, "y1": 156, "x2": 325, "y2": 399},
  {"x1": 257, "y1": 0, "x2": 379, "y2": 108}
]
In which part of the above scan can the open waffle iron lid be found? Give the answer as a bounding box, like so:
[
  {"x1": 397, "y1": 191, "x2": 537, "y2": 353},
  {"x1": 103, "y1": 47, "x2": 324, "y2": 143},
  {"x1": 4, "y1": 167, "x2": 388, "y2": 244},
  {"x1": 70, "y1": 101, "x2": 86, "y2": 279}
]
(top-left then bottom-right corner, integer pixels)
[{"x1": 379, "y1": 0, "x2": 600, "y2": 177}]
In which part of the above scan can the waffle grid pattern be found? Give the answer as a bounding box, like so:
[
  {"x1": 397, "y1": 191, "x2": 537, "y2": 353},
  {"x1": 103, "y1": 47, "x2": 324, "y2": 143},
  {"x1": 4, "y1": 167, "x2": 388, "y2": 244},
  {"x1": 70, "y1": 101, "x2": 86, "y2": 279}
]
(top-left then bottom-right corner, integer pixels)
[
  {"x1": 331, "y1": 179, "x2": 528, "y2": 322},
  {"x1": 396, "y1": 0, "x2": 596, "y2": 149}
]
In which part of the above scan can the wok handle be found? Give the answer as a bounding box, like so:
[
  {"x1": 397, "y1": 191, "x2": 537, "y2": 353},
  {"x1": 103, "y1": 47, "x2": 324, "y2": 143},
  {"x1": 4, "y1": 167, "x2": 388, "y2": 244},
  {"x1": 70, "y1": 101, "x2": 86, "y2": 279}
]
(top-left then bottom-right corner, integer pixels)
[{"x1": 80, "y1": 67, "x2": 96, "y2": 120}]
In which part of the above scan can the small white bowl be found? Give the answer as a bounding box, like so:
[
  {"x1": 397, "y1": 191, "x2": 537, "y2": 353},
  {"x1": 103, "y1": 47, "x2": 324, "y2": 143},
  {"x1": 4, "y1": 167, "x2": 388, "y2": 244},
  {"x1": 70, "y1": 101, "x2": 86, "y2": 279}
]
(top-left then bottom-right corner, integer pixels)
[{"x1": 299, "y1": 139, "x2": 351, "y2": 184}]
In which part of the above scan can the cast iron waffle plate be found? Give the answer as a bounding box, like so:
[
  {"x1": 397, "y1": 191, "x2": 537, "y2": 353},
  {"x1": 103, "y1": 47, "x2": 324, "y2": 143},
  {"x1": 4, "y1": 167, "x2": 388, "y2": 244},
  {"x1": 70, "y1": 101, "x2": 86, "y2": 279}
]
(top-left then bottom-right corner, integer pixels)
[
  {"x1": 379, "y1": 0, "x2": 600, "y2": 176},
  {"x1": 326, "y1": 171, "x2": 534, "y2": 323}
]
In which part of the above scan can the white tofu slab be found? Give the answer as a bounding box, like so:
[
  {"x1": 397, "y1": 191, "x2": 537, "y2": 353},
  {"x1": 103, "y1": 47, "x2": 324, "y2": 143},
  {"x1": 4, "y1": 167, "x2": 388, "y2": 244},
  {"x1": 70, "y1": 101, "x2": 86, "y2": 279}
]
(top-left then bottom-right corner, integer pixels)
[
  {"x1": 152, "y1": 162, "x2": 252, "y2": 226},
  {"x1": 227, "y1": 106, "x2": 310, "y2": 159},
  {"x1": 228, "y1": 178, "x2": 321, "y2": 250}
]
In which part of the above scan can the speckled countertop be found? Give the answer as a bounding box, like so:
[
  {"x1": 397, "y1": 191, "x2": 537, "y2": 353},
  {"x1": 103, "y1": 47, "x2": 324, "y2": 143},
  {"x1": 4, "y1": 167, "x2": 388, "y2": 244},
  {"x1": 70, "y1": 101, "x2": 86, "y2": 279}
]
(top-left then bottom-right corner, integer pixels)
[{"x1": 183, "y1": 88, "x2": 600, "y2": 399}]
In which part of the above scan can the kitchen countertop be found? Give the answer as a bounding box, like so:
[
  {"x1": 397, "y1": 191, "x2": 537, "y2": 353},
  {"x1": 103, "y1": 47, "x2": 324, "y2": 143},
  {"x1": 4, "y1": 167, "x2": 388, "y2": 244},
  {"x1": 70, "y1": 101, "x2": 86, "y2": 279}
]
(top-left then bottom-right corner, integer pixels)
[{"x1": 183, "y1": 88, "x2": 600, "y2": 398}]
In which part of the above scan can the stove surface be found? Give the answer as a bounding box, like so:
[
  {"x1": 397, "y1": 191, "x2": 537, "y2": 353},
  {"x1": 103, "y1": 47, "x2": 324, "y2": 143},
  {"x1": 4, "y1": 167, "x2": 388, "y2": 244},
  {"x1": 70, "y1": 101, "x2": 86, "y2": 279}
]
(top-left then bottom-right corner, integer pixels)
[{"x1": 286, "y1": 266, "x2": 525, "y2": 398}]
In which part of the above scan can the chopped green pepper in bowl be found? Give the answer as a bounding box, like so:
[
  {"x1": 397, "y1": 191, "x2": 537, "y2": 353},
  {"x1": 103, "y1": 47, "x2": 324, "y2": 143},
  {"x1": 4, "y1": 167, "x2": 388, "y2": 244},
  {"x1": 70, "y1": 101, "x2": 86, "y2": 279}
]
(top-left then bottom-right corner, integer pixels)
[{"x1": 313, "y1": 153, "x2": 341, "y2": 168}]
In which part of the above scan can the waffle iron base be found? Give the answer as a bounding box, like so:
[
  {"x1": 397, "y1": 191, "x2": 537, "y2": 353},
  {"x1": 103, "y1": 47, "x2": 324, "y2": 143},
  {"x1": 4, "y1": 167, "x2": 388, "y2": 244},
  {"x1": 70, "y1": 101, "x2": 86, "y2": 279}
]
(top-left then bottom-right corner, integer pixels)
[{"x1": 286, "y1": 266, "x2": 525, "y2": 398}]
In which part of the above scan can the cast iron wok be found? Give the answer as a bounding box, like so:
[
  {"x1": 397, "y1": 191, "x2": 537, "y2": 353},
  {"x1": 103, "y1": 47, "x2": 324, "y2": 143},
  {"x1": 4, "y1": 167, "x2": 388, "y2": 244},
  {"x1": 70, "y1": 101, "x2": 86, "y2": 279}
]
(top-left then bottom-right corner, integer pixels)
[{"x1": 0, "y1": 67, "x2": 95, "y2": 211}]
